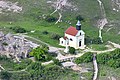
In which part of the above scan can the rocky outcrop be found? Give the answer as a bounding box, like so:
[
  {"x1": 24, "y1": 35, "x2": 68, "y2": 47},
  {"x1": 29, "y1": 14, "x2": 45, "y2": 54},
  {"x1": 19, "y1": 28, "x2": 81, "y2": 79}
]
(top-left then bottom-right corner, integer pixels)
[{"x1": 0, "y1": 32, "x2": 39, "y2": 62}]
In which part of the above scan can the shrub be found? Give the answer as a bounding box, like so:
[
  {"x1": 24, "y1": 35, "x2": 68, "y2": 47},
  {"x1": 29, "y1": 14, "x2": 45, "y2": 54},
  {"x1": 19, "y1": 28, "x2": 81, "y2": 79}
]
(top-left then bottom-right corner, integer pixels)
[
  {"x1": 85, "y1": 36, "x2": 92, "y2": 45},
  {"x1": 29, "y1": 47, "x2": 52, "y2": 62},
  {"x1": 69, "y1": 47, "x2": 76, "y2": 54},
  {"x1": 76, "y1": 15, "x2": 84, "y2": 21},
  {"x1": 42, "y1": 31, "x2": 49, "y2": 35},
  {"x1": 92, "y1": 37, "x2": 102, "y2": 44},
  {"x1": 10, "y1": 26, "x2": 27, "y2": 33},
  {"x1": 2, "y1": 42, "x2": 8, "y2": 46},
  {"x1": 45, "y1": 15, "x2": 57, "y2": 22},
  {"x1": 85, "y1": 36, "x2": 102, "y2": 45},
  {"x1": 97, "y1": 48, "x2": 120, "y2": 68},
  {"x1": 53, "y1": 58, "x2": 61, "y2": 66},
  {"x1": 75, "y1": 52, "x2": 93, "y2": 64},
  {"x1": 50, "y1": 33, "x2": 61, "y2": 40},
  {"x1": 0, "y1": 55, "x2": 11, "y2": 61}
]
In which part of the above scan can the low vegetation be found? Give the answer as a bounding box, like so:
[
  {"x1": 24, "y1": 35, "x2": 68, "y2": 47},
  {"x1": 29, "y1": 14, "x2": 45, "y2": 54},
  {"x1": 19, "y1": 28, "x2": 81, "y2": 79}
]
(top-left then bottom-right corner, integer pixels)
[
  {"x1": 0, "y1": 55, "x2": 80, "y2": 80},
  {"x1": 75, "y1": 48, "x2": 120, "y2": 68},
  {"x1": 75, "y1": 52, "x2": 93, "y2": 64},
  {"x1": 88, "y1": 44, "x2": 107, "y2": 51},
  {"x1": 85, "y1": 36, "x2": 103, "y2": 45},
  {"x1": 69, "y1": 47, "x2": 76, "y2": 54},
  {"x1": 45, "y1": 15, "x2": 58, "y2": 22},
  {"x1": 10, "y1": 26, "x2": 27, "y2": 33},
  {"x1": 29, "y1": 46, "x2": 52, "y2": 62}
]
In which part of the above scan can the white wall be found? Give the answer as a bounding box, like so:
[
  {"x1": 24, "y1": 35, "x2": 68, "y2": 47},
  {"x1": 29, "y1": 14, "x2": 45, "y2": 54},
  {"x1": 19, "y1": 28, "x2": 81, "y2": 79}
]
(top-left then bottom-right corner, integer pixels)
[
  {"x1": 65, "y1": 33, "x2": 78, "y2": 48},
  {"x1": 59, "y1": 30, "x2": 85, "y2": 49}
]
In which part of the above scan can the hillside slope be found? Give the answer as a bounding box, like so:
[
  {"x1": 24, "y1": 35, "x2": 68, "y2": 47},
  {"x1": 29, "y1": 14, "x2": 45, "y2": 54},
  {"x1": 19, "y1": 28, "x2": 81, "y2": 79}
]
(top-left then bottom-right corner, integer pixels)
[{"x1": 0, "y1": 0, "x2": 120, "y2": 46}]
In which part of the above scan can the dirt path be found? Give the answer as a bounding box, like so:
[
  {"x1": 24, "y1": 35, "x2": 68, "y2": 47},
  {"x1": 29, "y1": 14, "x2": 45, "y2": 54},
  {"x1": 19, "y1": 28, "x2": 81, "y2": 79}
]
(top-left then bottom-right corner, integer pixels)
[
  {"x1": 15, "y1": 34, "x2": 64, "y2": 53},
  {"x1": 108, "y1": 41, "x2": 120, "y2": 48},
  {"x1": 97, "y1": 0, "x2": 108, "y2": 42},
  {"x1": 50, "y1": 0, "x2": 68, "y2": 24},
  {"x1": 93, "y1": 53, "x2": 98, "y2": 80}
]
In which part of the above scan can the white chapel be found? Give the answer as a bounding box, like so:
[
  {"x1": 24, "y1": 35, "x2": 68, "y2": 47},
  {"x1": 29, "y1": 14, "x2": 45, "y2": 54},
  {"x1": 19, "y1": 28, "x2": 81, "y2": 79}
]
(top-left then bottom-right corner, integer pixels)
[{"x1": 59, "y1": 20, "x2": 86, "y2": 53}]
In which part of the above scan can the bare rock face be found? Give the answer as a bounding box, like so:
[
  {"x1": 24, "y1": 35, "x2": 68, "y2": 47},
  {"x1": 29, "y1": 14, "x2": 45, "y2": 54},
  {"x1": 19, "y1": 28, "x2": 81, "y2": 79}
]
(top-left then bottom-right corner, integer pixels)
[
  {"x1": 111, "y1": 0, "x2": 120, "y2": 12},
  {"x1": 0, "y1": 1, "x2": 22, "y2": 13},
  {"x1": 0, "y1": 32, "x2": 38, "y2": 62}
]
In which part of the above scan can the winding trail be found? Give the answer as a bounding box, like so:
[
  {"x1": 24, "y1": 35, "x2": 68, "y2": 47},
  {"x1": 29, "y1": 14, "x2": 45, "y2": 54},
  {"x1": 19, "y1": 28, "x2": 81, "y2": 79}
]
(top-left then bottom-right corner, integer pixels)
[
  {"x1": 50, "y1": 0, "x2": 67, "y2": 24},
  {"x1": 97, "y1": 0, "x2": 108, "y2": 43},
  {"x1": 15, "y1": 34, "x2": 64, "y2": 53},
  {"x1": 55, "y1": 12, "x2": 62, "y2": 24},
  {"x1": 108, "y1": 41, "x2": 120, "y2": 48},
  {"x1": 93, "y1": 53, "x2": 98, "y2": 80}
]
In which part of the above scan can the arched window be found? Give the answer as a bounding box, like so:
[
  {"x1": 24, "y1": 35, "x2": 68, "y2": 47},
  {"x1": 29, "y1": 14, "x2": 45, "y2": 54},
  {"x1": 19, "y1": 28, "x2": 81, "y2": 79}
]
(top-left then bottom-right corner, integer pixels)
[{"x1": 70, "y1": 38, "x2": 73, "y2": 41}]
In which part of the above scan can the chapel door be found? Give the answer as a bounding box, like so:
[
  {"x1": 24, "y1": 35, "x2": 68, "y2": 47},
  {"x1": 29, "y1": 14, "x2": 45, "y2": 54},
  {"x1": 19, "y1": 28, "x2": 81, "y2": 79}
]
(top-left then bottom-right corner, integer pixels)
[{"x1": 79, "y1": 41, "x2": 81, "y2": 47}]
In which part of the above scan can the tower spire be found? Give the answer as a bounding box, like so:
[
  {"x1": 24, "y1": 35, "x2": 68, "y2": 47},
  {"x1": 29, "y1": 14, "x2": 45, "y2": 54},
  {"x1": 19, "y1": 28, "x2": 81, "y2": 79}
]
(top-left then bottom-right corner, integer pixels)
[{"x1": 76, "y1": 20, "x2": 81, "y2": 30}]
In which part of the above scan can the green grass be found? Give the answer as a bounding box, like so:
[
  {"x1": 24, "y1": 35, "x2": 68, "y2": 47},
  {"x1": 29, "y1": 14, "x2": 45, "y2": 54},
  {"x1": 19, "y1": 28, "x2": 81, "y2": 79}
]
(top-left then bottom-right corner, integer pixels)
[
  {"x1": 98, "y1": 65, "x2": 120, "y2": 80},
  {"x1": 0, "y1": 0, "x2": 120, "y2": 47},
  {"x1": 80, "y1": 63, "x2": 120, "y2": 80},
  {"x1": 88, "y1": 44, "x2": 108, "y2": 51}
]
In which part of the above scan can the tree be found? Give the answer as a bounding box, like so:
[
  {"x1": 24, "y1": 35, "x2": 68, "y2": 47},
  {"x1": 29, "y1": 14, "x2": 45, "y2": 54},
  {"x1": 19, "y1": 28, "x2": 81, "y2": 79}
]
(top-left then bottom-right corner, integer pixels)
[
  {"x1": 39, "y1": 44, "x2": 49, "y2": 52},
  {"x1": 29, "y1": 47, "x2": 51, "y2": 62},
  {"x1": 29, "y1": 47, "x2": 47, "y2": 61},
  {"x1": 69, "y1": 47, "x2": 76, "y2": 54}
]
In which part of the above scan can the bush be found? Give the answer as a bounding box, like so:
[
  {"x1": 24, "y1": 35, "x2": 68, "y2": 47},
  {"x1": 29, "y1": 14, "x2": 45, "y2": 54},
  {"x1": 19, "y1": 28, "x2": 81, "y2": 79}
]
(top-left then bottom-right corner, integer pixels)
[
  {"x1": 50, "y1": 33, "x2": 61, "y2": 40},
  {"x1": 29, "y1": 47, "x2": 52, "y2": 62},
  {"x1": 97, "y1": 48, "x2": 120, "y2": 68},
  {"x1": 85, "y1": 36, "x2": 102, "y2": 45},
  {"x1": 10, "y1": 26, "x2": 27, "y2": 33},
  {"x1": 0, "y1": 55, "x2": 11, "y2": 61},
  {"x1": 75, "y1": 49, "x2": 120, "y2": 68},
  {"x1": 42, "y1": 31, "x2": 49, "y2": 35},
  {"x1": 85, "y1": 36, "x2": 92, "y2": 45},
  {"x1": 76, "y1": 15, "x2": 84, "y2": 21},
  {"x1": 92, "y1": 37, "x2": 102, "y2": 44},
  {"x1": 45, "y1": 15, "x2": 57, "y2": 22},
  {"x1": 75, "y1": 52, "x2": 93, "y2": 64},
  {"x1": 2, "y1": 42, "x2": 8, "y2": 46},
  {"x1": 53, "y1": 58, "x2": 61, "y2": 66},
  {"x1": 69, "y1": 47, "x2": 76, "y2": 54}
]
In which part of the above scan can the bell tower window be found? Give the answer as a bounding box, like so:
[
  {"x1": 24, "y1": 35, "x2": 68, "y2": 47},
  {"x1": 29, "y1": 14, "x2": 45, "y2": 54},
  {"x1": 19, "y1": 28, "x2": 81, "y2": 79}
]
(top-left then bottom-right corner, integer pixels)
[{"x1": 80, "y1": 33, "x2": 81, "y2": 35}]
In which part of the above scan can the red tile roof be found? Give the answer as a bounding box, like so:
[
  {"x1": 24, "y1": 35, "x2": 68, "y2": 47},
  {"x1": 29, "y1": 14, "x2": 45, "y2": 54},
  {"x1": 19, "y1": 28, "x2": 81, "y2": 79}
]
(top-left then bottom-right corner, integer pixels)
[{"x1": 65, "y1": 26, "x2": 78, "y2": 36}]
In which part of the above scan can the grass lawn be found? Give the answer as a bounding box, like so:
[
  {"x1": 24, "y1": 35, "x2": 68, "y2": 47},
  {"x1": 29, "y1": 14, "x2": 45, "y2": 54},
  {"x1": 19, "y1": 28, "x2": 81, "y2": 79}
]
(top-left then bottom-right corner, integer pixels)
[
  {"x1": 0, "y1": 0, "x2": 120, "y2": 47},
  {"x1": 98, "y1": 65, "x2": 120, "y2": 80},
  {"x1": 88, "y1": 44, "x2": 108, "y2": 51}
]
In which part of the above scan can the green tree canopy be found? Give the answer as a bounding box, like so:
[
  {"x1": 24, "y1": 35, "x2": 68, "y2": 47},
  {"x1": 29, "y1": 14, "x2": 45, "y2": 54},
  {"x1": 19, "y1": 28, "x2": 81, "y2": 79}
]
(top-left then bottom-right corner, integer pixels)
[{"x1": 29, "y1": 46, "x2": 52, "y2": 62}]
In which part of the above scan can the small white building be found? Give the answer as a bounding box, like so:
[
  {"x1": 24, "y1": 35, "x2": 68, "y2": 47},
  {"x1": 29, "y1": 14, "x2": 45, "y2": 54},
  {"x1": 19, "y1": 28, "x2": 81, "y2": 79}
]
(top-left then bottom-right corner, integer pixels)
[
  {"x1": 59, "y1": 21, "x2": 86, "y2": 52},
  {"x1": 62, "y1": 62, "x2": 77, "y2": 68}
]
